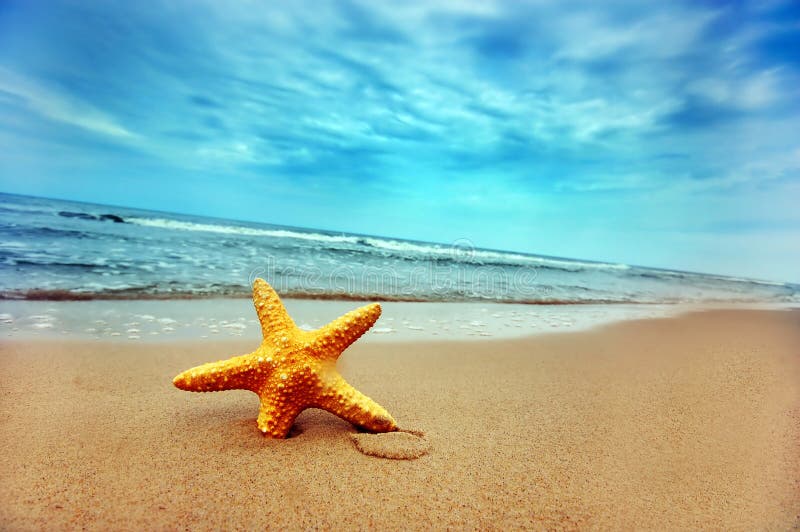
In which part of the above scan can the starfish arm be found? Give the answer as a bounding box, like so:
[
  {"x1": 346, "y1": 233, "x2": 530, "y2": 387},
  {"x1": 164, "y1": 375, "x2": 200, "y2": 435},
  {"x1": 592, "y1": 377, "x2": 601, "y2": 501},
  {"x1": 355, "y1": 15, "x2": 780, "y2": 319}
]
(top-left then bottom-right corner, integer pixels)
[
  {"x1": 253, "y1": 278, "x2": 296, "y2": 339},
  {"x1": 173, "y1": 354, "x2": 262, "y2": 392},
  {"x1": 313, "y1": 372, "x2": 397, "y2": 433},
  {"x1": 311, "y1": 303, "x2": 381, "y2": 360},
  {"x1": 256, "y1": 392, "x2": 304, "y2": 438}
]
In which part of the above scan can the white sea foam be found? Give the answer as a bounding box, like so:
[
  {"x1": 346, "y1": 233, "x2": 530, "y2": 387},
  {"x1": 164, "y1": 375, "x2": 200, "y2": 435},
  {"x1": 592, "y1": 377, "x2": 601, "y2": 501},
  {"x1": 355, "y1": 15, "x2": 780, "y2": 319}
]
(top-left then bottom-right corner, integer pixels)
[
  {"x1": 707, "y1": 274, "x2": 787, "y2": 287},
  {"x1": 28, "y1": 314, "x2": 55, "y2": 323},
  {"x1": 125, "y1": 216, "x2": 633, "y2": 274},
  {"x1": 0, "y1": 202, "x2": 51, "y2": 214},
  {"x1": 126, "y1": 217, "x2": 360, "y2": 244},
  {"x1": 361, "y1": 236, "x2": 629, "y2": 271}
]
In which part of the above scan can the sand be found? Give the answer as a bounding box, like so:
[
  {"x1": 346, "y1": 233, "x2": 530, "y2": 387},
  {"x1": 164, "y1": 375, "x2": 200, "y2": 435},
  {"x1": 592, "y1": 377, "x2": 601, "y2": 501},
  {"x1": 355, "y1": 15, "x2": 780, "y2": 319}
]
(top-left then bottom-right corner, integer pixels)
[{"x1": 1, "y1": 308, "x2": 798, "y2": 530}]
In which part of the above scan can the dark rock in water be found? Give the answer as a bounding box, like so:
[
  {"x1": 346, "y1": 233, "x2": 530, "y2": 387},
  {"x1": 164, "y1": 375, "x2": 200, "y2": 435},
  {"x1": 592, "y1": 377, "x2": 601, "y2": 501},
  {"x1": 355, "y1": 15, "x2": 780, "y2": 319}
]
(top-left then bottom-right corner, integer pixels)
[
  {"x1": 58, "y1": 211, "x2": 97, "y2": 221},
  {"x1": 57, "y1": 211, "x2": 125, "y2": 223}
]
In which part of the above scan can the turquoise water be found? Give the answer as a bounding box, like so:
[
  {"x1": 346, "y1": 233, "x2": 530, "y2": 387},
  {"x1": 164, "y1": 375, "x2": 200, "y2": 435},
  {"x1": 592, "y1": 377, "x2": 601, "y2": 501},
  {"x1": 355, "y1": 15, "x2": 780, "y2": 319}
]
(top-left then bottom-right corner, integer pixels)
[{"x1": 1, "y1": 192, "x2": 797, "y2": 304}]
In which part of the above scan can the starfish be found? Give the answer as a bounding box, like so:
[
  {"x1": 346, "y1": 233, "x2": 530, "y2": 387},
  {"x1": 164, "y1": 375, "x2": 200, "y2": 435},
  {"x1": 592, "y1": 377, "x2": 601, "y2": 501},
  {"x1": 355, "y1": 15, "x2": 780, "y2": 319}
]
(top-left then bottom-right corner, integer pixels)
[{"x1": 173, "y1": 278, "x2": 398, "y2": 438}]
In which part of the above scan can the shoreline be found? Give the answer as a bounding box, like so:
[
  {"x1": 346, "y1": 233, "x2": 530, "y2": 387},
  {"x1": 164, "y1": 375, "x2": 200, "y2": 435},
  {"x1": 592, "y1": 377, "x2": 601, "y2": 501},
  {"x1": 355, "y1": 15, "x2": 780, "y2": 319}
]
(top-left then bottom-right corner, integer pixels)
[
  {"x1": 1, "y1": 308, "x2": 799, "y2": 529},
  {"x1": 2, "y1": 297, "x2": 797, "y2": 343}
]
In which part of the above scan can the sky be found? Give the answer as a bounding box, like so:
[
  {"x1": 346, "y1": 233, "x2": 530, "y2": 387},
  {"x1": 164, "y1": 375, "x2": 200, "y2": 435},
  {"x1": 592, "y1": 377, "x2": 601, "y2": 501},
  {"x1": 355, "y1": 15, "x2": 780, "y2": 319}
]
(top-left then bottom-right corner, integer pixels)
[{"x1": 0, "y1": 1, "x2": 799, "y2": 282}]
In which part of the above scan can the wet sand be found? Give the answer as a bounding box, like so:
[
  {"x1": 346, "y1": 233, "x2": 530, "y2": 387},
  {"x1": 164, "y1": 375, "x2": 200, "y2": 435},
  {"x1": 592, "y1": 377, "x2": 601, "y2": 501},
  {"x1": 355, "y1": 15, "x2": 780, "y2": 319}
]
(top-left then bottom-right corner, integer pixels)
[{"x1": 1, "y1": 308, "x2": 798, "y2": 529}]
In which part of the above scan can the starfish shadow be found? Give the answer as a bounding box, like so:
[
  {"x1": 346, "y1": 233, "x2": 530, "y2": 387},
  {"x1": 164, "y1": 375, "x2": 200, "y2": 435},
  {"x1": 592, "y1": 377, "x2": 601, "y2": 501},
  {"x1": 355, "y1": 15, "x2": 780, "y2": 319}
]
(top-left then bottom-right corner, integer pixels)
[{"x1": 174, "y1": 404, "x2": 361, "y2": 443}]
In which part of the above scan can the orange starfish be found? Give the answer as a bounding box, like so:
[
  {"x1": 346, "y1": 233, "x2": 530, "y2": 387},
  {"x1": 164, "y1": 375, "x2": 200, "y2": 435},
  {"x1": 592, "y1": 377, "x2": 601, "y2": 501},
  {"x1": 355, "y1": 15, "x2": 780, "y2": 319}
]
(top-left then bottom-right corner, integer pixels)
[{"x1": 173, "y1": 279, "x2": 398, "y2": 438}]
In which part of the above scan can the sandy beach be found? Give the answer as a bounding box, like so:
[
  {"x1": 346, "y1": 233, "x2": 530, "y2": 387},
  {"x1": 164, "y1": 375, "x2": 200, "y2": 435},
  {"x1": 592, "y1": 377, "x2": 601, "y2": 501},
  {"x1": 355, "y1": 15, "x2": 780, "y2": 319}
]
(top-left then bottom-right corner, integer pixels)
[{"x1": 1, "y1": 307, "x2": 798, "y2": 530}]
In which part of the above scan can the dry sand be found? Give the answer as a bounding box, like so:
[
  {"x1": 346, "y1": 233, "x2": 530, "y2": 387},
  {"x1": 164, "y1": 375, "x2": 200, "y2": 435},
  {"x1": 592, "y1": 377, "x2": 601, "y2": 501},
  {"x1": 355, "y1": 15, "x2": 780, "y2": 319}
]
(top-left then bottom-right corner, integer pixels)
[{"x1": 1, "y1": 308, "x2": 798, "y2": 530}]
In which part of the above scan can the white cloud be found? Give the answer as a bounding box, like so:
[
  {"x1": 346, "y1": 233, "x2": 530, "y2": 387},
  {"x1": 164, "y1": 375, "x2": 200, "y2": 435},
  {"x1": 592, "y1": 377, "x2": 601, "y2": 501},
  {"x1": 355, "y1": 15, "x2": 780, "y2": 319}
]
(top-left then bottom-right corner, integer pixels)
[
  {"x1": 554, "y1": 7, "x2": 719, "y2": 61},
  {"x1": 0, "y1": 67, "x2": 136, "y2": 139},
  {"x1": 689, "y1": 68, "x2": 784, "y2": 110},
  {"x1": 738, "y1": 68, "x2": 782, "y2": 109}
]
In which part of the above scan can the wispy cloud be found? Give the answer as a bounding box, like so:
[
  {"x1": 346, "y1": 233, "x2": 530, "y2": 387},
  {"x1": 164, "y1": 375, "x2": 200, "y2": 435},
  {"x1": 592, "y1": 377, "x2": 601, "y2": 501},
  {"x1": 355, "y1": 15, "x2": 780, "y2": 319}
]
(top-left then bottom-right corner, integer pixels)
[{"x1": 0, "y1": 67, "x2": 136, "y2": 139}]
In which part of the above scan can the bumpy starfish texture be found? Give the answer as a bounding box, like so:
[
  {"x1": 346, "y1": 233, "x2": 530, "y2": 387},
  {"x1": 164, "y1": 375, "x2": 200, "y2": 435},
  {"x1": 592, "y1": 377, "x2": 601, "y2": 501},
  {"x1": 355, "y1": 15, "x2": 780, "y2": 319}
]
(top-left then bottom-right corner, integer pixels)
[{"x1": 173, "y1": 279, "x2": 397, "y2": 438}]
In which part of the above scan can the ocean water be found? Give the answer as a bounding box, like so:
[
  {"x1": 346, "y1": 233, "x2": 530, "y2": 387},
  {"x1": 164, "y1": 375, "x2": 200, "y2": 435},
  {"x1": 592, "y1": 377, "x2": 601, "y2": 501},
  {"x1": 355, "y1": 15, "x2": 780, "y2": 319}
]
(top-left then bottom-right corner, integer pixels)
[{"x1": 0, "y1": 192, "x2": 797, "y2": 304}]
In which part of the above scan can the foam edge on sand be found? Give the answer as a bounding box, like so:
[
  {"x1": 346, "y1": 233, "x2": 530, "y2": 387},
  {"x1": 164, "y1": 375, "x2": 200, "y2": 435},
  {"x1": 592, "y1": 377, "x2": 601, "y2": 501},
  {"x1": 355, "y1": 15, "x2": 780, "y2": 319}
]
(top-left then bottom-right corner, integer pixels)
[{"x1": 350, "y1": 429, "x2": 429, "y2": 460}]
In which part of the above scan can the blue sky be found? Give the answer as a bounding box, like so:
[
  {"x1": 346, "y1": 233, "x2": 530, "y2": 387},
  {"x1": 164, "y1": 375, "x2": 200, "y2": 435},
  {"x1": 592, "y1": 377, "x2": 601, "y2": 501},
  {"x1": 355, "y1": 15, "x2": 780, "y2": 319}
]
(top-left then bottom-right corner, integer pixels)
[{"x1": 1, "y1": 0, "x2": 799, "y2": 282}]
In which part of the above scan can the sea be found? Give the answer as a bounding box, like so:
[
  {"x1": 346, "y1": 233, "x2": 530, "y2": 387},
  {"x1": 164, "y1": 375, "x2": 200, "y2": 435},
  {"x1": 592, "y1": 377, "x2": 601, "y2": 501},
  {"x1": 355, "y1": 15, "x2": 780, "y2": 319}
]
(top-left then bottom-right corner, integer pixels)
[{"x1": 0, "y1": 192, "x2": 797, "y2": 305}]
